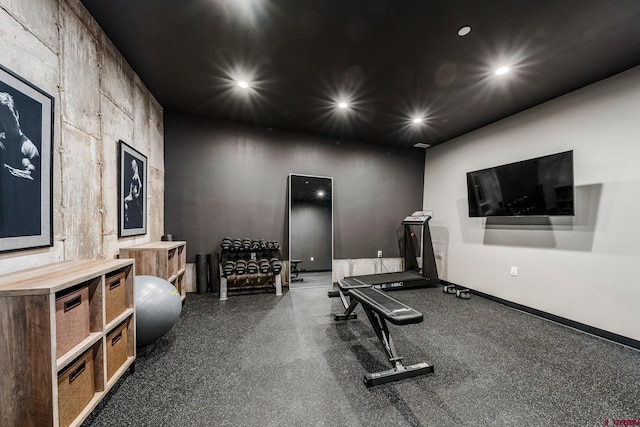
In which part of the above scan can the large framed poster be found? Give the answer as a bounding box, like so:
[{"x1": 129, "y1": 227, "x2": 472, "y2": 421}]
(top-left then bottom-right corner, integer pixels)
[
  {"x1": 0, "y1": 65, "x2": 54, "y2": 252},
  {"x1": 119, "y1": 140, "x2": 147, "y2": 237}
]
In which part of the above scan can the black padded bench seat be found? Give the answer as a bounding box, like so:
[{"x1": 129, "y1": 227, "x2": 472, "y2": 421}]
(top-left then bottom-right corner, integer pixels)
[
  {"x1": 333, "y1": 281, "x2": 433, "y2": 387},
  {"x1": 348, "y1": 287, "x2": 423, "y2": 325}
]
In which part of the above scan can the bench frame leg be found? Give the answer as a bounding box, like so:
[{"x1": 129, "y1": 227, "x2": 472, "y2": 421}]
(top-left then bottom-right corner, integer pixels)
[
  {"x1": 333, "y1": 295, "x2": 359, "y2": 320},
  {"x1": 361, "y1": 306, "x2": 433, "y2": 387}
]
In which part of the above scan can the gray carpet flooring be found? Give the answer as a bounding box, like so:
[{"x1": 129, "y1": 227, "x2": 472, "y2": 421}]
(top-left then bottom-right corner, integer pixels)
[{"x1": 83, "y1": 286, "x2": 640, "y2": 427}]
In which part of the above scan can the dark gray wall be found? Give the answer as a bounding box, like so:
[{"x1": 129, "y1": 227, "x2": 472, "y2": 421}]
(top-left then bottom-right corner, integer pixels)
[
  {"x1": 164, "y1": 113, "x2": 425, "y2": 261},
  {"x1": 291, "y1": 201, "x2": 332, "y2": 271}
]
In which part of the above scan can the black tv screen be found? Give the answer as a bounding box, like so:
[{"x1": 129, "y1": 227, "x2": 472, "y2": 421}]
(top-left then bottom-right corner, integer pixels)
[{"x1": 467, "y1": 150, "x2": 574, "y2": 217}]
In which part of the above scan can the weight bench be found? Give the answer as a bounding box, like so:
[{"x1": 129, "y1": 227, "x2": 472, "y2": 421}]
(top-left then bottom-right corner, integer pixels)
[
  {"x1": 290, "y1": 259, "x2": 303, "y2": 282},
  {"x1": 334, "y1": 281, "x2": 434, "y2": 387}
]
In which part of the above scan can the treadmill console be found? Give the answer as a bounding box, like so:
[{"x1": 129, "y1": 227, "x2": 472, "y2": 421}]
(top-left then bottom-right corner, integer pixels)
[{"x1": 402, "y1": 210, "x2": 433, "y2": 225}]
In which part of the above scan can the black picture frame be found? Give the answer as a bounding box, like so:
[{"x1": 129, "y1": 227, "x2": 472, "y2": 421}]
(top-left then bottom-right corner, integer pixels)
[
  {"x1": 0, "y1": 65, "x2": 54, "y2": 253},
  {"x1": 118, "y1": 140, "x2": 147, "y2": 237}
]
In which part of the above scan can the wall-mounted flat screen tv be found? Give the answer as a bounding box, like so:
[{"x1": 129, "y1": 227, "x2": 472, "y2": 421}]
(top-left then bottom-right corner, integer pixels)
[{"x1": 467, "y1": 150, "x2": 574, "y2": 217}]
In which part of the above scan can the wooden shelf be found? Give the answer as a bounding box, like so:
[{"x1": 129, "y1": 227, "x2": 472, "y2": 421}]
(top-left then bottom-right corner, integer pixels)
[
  {"x1": 56, "y1": 332, "x2": 103, "y2": 372},
  {"x1": 0, "y1": 259, "x2": 136, "y2": 427},
  {"x1": 120, "y1": 241, "x2": 187, "y2": 301},
  {"x1": 106, "y1": 308, "x2": 135, "y2": 333}
]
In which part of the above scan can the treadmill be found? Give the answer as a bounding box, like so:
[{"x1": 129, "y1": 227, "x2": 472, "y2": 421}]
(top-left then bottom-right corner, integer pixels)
[{"x1": 339, "y1": 211, "x2": 440, "y2": 291}]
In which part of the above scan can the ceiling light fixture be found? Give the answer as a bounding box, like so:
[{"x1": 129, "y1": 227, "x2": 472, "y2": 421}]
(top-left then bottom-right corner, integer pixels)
[
  {"x1": 413, "y1": 142, "x2": 431, "y2": 149},
  {"x1": 458, "y1": 25, "x2": 472, "y2": 36},
  {"x1": 338, "y1": 102, "x2": 348, "y2": 109},
  {"x1": 412, "y1": 117, "x2": 423, "y2": 124},
  {"x1": 495, "y1": 66, "x2": 510, "y2": 76},
  {"x1": 237, "y1": 80, "x2": 249, "y2": 88}
]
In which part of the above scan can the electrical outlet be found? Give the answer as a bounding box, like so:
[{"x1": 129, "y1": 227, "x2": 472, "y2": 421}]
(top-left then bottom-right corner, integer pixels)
[
  {"x1": 510, "y1": 266, "x2": 518, "y2": 276},
  {"x1": 377, "y1": 250, "x2": 383, "y2": 258}
]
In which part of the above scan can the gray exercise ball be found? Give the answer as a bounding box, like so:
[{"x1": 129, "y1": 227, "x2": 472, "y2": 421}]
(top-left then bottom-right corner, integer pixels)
[{"x1": 135, "y1": 275, "x2": 182, "y2": 347}]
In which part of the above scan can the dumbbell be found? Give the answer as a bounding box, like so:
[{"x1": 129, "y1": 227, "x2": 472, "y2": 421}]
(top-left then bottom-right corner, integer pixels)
[
  {"x1": 443, "y1": 284, "x2": 457, "y2": 294},
  {"x1": 456, "y1": 289, "x2": 471, "y2": 299},
  {"x1": 242, "y1": 238, "x2": 252, "y2": 250},
  {"x1": 251, "y1": 239, "x2": 261, "y2": 250},
  {"x1": 443, "y1": 284, "x2": 471, "y2": 299},
  {"x1": 259, "y1": 258, "x2": 271, "y2": 274},
  {"x1": 247, "y1": 259, "x2": 259, "y2": 274},
  {"x1": 221, "y1": 237, "x2": 232, "y2": 250},
  {"x1": 259, "y1": 239, "x2": 268, "y2": 249},
  {"x1": 232, "y1": 238, "x2": 243, "y2": 250},
  {"x1": 270, "y1": 258, "x2": 282, "y2": 274},
  {"x1": 235, "y1": 259, "x2": 247, "y2": 275},
  {"x1": 222, "y1": 260, "x2": 235, "y2": 276}
]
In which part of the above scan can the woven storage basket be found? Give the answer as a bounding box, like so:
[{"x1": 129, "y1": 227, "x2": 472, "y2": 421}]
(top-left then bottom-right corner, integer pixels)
[
  {"x1": 106, "y1": 319, "x2": 129, "y2": 380},
  {"x1": 105, "y1": 271, "x2": 127, "y2": 324},
  {"x1": 55, "y1": 285, "x2": 90, "y2": 358},
  {"x1": 58, "y1": 348, "x2": 95, "y2": 427}
]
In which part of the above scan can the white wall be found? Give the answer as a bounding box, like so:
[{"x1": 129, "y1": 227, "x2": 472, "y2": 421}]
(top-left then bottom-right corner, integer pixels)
[
  {"x1": 0, "y1": 0, "x2": 164, "y2": 275},
  {"x1": 425, "y1": 66, "x2": 640, "y2": 342}
]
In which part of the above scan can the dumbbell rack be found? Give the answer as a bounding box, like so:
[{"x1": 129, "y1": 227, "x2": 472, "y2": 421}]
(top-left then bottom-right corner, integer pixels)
[{"x1": 218, "y1": 238, "x2": 283, "y2": 300}]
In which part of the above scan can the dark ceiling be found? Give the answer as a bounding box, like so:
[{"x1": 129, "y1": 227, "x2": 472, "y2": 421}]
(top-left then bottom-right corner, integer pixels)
[{"x1": 80, "y1": 0, "x2": 640, "y2": 148}]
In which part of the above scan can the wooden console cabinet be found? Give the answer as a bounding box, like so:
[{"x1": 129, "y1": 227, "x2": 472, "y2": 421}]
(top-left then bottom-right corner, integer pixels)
[
  {"x1": 0, "y1": 259, "x2": 136, "y2": 427},
  {"x1": 119, "y1": 241, "x2": 186, "y2": 301}
]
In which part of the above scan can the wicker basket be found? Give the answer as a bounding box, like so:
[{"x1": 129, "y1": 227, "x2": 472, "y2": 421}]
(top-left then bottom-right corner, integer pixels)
[
  {"x1": 58, "y1": 348, "x2": 95, "y2": 427},
  {"x1": 106, "y1": 320, "x2": 129, "y2": 380},
  {"x1": 55, "y1": 285, "x2": 90, "y2": 358},
  {"x1": 105, "y1": 271, "x2": 127, "y2": 324}
]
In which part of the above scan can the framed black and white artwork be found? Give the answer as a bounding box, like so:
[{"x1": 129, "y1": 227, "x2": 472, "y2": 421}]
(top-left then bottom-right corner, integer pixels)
[
  {"x1": 0, "y1": 64, "x2": 54, "y2": 253},
  {"x1": 118, "y1": 140, "x2": 147, "y2": 237}
]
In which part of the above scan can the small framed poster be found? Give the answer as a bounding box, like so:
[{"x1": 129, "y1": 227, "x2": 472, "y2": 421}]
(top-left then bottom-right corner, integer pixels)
[{"x1": 119, "y1": 140, "x2": 147, "y2": 237}]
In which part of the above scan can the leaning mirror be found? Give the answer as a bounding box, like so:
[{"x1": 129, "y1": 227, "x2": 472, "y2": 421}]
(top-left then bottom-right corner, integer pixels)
[{"x1": 288, "y1": 174, "x2": 333, "y2": 289}]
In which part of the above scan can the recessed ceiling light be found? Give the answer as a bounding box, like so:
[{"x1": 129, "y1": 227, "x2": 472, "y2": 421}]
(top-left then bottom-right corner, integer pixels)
[
  {"x1": 237, "y1": 80, "x2": 249, "y2": 88},
  {"x1": 458, "y1": 26, "x2": 472, "y2": 37},
  {"x1": 413, "y1": 142, "x2": 431, "y2": 149},
  {"x1": 338, "y1": 102, "x2": 348, "y2": 109},
  {"x1": 495, "y1": 66, "x2": 510, "y2": 76},
  {"x1": 412, "y1": 117, "x2": 423, "y2": 124}
]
